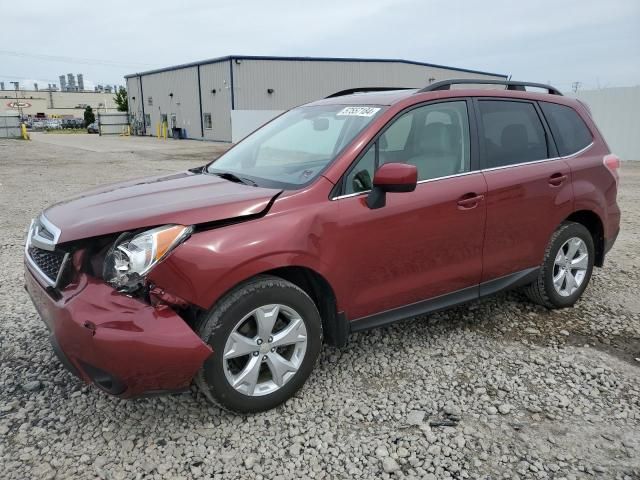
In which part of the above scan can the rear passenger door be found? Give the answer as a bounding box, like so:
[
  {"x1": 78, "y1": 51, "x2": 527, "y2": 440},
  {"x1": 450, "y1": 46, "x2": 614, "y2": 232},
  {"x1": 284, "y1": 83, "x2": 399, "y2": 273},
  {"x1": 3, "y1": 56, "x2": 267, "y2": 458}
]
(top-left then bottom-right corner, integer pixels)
[{"x1": 476, "y1": 99, "x2": 574, "y2": 285}]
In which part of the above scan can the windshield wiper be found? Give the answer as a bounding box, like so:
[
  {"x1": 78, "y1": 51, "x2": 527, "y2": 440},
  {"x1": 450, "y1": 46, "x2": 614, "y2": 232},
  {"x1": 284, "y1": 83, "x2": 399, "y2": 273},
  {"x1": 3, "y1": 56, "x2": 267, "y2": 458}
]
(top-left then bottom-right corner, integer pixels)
[{"x1": 212, "y1": 171, "x2": 257, "y2": 186}]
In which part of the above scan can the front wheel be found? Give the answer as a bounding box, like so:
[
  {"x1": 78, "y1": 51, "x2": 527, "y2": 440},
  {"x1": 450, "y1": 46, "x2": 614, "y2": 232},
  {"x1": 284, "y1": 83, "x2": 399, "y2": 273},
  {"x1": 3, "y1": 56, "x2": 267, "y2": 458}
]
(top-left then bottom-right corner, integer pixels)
[
  {"x1": 524, "y1": 221, "x2": 595, "y2": 308},
  {"x1": 195, "y1": 275, "x2": 322, "y2": 413}
]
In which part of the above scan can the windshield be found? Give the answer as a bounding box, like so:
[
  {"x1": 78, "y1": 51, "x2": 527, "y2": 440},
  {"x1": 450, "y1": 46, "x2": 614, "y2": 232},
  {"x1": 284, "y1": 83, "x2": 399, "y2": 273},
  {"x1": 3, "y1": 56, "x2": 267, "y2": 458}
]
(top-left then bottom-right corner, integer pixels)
[{"x1": 207, "y1": 105, "x2": 385, "y2": 188}]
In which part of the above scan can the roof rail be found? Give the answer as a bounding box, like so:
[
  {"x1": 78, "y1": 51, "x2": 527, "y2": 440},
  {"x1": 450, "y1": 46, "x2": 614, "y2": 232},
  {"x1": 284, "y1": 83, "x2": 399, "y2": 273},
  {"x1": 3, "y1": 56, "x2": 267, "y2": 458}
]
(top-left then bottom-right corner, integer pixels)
[
  {"x1": 417, "y1": 79, "x2": 563, "y2": 96},
  {"x1": 325, "y1": 87, "x2": 412, "y2": 98}
]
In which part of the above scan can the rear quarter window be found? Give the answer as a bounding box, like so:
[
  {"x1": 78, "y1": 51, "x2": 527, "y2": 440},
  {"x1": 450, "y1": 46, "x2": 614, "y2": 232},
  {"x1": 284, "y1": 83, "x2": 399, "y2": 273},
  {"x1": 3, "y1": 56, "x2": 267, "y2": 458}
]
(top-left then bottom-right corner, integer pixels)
[{"x1": 539, "y1": 102, "x2": 593, "y2": 156}]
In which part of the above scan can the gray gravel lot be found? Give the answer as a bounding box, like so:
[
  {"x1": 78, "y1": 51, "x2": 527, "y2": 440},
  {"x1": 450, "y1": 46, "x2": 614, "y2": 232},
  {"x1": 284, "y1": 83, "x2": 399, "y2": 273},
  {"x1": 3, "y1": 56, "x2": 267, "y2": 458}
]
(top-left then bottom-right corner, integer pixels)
[{"x1": 1, "y1": 133, "x2": 639, "y2": 479}]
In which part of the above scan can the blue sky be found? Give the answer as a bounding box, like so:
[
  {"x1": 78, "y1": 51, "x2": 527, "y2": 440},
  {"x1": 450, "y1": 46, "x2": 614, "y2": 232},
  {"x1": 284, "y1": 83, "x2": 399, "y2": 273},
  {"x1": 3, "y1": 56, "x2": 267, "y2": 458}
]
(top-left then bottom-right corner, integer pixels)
[{"x1": 1, "y1": 0, "x2": 638, "y2": 92}]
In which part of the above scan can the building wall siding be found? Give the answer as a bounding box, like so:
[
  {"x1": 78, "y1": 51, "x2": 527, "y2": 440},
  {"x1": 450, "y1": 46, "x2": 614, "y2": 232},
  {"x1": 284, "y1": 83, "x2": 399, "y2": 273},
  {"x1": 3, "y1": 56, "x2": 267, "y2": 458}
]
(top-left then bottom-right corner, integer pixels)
[
  {"x1": 126, "y1": 76, "x2": 144, "y2": 132},
  {"x1": 231, "y1": 109, "x2": 283, "y2": 143},
  {"x1": 232, "y1": 59, "x2": 505, "y2": 111},
  {"x1": 2, "y1": 89, "x2": 119, "y2": 117},
  {"x1": 572, "y1": 86, "x2": 640, "y2": 161},
  {"x1": 126, "y1": 57, "x2": 506, "y2": 143},
  {"x1": 199, "y1": 61, "x2": 233, "y2": 142},
  {"x1": 136, "y1": 67, "x2": 201, "y2": 138}
]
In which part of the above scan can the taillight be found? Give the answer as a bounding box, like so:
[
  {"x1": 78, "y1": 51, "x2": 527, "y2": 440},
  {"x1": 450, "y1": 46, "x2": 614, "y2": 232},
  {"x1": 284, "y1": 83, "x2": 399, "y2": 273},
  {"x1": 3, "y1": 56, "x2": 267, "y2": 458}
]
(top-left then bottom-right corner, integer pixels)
[{"x1": 604, "y1": 154, "x2": 620, "y2": 186}]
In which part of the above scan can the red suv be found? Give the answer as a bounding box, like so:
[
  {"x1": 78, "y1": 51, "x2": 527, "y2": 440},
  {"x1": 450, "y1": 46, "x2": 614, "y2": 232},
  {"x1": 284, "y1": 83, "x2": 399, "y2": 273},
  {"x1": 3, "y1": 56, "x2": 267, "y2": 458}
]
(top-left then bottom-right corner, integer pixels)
[{"x1": 25, "y1": 79, "x2": 620, "y2": 412}]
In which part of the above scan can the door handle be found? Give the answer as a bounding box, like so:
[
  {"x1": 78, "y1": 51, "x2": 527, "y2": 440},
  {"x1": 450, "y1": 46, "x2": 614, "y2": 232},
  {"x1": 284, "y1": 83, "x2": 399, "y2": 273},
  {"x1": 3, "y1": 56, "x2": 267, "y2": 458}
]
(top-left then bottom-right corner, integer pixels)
[
  {"x1": 548, "y1": 173, "x2": 568, "y2": 186},
  {"x1": 457, "y1": 193, "x2": 484, "y2": 209}
]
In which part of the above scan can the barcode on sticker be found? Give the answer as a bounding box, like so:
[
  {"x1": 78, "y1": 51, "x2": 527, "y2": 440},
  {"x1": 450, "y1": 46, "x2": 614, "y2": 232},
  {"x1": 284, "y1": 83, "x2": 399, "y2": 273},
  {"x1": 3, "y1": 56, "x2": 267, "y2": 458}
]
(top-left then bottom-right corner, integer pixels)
[{"x1": 336, "y1": 106, "x2": 381, "y2": 117}]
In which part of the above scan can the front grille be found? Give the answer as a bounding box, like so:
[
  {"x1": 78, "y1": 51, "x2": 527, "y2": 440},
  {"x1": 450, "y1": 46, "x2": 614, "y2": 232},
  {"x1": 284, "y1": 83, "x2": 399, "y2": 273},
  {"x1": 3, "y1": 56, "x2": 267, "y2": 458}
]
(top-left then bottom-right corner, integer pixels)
[{"x1": 28, "y1": 246, "x2": 66, "y2": 283}]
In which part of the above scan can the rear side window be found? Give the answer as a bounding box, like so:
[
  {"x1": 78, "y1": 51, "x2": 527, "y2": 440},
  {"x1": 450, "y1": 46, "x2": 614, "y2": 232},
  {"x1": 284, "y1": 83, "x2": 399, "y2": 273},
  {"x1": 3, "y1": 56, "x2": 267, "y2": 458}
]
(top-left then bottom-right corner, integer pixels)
[
  {"x1": 478, "y1": 100, "x2": 548, "y2": 168},
  {"x1": 539, "y1": 102, "x2": 592, "y2": 156}
]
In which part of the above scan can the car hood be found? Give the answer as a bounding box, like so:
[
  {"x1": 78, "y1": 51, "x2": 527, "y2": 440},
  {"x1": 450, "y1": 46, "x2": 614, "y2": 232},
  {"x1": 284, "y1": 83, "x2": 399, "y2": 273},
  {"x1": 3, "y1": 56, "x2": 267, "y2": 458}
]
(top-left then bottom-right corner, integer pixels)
[{"x1": 45, "y1": 171, "x2": 282, "y2": 243}]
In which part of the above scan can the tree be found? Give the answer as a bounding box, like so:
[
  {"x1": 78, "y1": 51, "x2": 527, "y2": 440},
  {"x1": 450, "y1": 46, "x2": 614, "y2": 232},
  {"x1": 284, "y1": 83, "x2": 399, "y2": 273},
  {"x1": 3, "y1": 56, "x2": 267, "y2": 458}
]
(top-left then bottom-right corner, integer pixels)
[
  {"x1": 114, "y1": 87, "x2": 128, "y2": 112},
  {"x1": 84, "y1": 106, "x2": 95, "y2": 127}
]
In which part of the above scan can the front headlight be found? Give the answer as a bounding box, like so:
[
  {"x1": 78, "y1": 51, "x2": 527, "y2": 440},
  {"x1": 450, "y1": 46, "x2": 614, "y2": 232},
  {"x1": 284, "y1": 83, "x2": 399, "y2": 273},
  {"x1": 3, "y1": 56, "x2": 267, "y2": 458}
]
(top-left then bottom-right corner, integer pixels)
[{"x1": 103, "y1": 224, "x2": 192, "y2": 291}]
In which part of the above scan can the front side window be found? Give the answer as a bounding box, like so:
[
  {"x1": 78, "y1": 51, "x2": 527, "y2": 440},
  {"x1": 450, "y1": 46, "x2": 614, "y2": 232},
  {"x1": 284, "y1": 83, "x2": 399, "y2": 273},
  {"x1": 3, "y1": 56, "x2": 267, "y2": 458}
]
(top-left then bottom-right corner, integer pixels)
[
  {"x1": 539, "y1": 102, "x2": 592, "y2": 156},
  {"x1": 344, "y1": 144, "x2": 376, "y2": 194},
  {"x1": 478, "y1": 100, "x2": 548, "y2": 168},
  {"x1": 208, "y1": 105, "x2": 384, "y2": 188},
  {"x1": 343, "y1": 101, "x2": 470, "y2": 194}
]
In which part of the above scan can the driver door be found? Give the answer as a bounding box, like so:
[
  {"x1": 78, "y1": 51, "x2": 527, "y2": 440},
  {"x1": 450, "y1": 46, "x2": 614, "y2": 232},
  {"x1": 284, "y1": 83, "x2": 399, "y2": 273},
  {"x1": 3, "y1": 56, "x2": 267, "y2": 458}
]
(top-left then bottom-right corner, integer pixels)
[{"x1": 333, "y1": 100, "x2": 487, "y2": 321}]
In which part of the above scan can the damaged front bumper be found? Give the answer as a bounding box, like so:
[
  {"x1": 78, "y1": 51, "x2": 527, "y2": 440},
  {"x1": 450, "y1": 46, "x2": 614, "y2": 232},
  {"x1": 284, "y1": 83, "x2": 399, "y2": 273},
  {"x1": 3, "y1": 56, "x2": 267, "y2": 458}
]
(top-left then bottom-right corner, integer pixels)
[{"x1": 24, "y1": 264, "x2": 212, "y2": 397}]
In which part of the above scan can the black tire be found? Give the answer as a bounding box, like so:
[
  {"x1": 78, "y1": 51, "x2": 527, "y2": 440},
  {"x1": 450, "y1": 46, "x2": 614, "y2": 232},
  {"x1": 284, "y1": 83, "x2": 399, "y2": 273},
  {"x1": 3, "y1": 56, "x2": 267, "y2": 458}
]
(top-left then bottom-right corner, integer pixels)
[
  {"x1": 194, "y1": 275, "x2": 322, "y2": 413},
  {"x1": 524, "y1": 221, "x2": 595, "y2": 309}
]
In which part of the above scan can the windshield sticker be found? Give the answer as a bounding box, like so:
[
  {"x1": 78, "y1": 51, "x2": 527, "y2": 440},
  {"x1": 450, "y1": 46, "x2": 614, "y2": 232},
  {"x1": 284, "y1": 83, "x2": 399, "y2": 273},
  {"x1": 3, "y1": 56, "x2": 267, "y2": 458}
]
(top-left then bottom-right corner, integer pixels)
[{"x1": 336, "y1": 106, "x2": 381, "y2": 117}]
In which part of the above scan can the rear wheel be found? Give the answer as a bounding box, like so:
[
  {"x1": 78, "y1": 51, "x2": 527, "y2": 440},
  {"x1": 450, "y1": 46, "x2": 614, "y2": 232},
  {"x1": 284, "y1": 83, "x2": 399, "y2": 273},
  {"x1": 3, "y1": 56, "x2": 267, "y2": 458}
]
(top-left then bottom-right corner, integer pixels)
[
  {"x1": 195, "y1": 275, "x2": 322, "y2": 413},
  {"x1": 524, "y1": 222, "x2": 594, "y2": 308}
]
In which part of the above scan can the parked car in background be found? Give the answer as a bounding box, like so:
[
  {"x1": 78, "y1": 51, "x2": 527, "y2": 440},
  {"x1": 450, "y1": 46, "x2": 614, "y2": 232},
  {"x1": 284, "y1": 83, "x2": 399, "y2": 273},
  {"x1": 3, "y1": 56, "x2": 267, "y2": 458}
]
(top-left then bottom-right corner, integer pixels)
[
  {"x1": 87, "y1": 122, "x2": 99, "y2": 134},
  {"x1": 24, "y1": 79, "x2": 620, "y2": 413},
  {"x1": 45, "y1": 119, "x2": 62, "y2": 130},
  {"x1": 60, "y1": 118, "x2": 83, "y2": 129}
]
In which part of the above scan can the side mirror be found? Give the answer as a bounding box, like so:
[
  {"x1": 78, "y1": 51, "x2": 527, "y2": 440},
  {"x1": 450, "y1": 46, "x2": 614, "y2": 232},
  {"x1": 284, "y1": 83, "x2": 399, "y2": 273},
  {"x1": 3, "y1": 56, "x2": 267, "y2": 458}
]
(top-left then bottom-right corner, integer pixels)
[{"x1": 366, "y1": 163, "x2": 417, "y2": 209}]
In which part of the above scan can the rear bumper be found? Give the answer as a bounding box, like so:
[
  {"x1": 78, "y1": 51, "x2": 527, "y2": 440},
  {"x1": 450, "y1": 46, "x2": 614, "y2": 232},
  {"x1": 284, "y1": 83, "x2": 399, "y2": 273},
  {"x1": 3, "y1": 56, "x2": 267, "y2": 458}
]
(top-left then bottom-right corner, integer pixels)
[{"x1": 24, "y1": 264, "x2": 212, "y2": 398}]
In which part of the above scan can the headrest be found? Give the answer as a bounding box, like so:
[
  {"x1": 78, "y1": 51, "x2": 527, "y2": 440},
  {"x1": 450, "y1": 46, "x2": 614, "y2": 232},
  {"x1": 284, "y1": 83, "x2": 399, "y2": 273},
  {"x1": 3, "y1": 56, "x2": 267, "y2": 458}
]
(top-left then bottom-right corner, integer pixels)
[{"x1": 419, "y1": 122, "x2": 454, "y2": 153}]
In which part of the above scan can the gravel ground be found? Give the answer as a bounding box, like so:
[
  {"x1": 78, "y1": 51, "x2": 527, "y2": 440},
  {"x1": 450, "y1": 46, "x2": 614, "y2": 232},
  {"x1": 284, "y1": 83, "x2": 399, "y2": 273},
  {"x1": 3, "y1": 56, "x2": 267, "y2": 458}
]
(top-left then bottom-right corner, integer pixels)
[{"x1": 1, "y1": 134, "x2": 639, "y2": 480}]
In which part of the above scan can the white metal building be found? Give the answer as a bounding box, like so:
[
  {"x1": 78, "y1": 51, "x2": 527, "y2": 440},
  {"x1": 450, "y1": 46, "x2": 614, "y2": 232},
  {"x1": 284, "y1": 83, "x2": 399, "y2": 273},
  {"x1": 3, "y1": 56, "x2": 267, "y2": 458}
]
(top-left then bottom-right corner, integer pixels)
[
  {"x1": 125, "y1": 55, "x2": 506, "y2": 143},
  {"x1": 572, "y1": 86, "x2": 640, "y2": 161},
  {"x1": 1, "y1": 89, "x2": 119, "y2": 118}
]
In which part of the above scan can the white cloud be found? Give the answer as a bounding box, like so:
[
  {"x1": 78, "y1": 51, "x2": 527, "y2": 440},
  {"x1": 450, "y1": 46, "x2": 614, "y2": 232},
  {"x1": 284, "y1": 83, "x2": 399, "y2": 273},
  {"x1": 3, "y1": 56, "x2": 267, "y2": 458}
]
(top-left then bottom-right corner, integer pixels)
[{"x1": 1, "y1": 0, "x2": 638, "y2": 90}]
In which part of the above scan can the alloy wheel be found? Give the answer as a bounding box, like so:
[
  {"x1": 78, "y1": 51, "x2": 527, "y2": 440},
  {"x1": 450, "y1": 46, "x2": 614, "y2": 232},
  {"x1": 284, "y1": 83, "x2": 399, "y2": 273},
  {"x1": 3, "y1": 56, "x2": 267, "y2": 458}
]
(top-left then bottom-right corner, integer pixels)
[
  {"x1": 552, "y1": 237, "x2": 589, "y2": 297},
  {"x1": 222, "y1": 304, "x2": 308, "y2": 396}
]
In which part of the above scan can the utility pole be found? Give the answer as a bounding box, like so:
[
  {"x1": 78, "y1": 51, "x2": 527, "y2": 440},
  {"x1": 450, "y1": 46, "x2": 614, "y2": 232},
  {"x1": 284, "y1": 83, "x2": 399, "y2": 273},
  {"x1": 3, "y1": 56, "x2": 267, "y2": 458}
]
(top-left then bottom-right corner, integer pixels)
[{"x1": 571, "y1": 81, "x2": 582, "y2": 93}]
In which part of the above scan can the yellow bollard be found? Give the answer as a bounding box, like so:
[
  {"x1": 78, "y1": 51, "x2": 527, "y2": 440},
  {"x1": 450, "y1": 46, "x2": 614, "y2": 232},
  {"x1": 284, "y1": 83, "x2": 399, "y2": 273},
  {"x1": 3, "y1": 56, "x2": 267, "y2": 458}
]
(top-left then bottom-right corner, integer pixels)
[
  {"x1": 156, "y1": 123, "x2": 160, "y2": 139},
  {"x1": 21, "y1": 123, "x2": 29, "y2": 140},
  {"x1": 162, "y1": 122, "x2": 167, "y2": 140}
]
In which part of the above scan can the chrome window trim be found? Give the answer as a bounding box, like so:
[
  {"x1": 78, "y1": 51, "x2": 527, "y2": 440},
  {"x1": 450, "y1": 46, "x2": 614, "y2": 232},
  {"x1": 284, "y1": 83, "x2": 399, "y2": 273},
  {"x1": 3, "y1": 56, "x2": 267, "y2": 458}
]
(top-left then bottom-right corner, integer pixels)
[
  {"x1": 331, "y1": 170, "x2": 477, "y2": 201},
  {"x1": 330, "y1": 142, "x2": 593, "y2": 201},
  {"x1": 418, "y1": 170, "x2": 477, "y2": 184},
  {"x1": 331, "y1": 190, "x2": 369, "y2": 201},
  {"x1": 563, "y1": 140, "x2": 595, "y2": 158},
  {"x1": 480, "y1": 142, "x2": 594, "y2": 173}
]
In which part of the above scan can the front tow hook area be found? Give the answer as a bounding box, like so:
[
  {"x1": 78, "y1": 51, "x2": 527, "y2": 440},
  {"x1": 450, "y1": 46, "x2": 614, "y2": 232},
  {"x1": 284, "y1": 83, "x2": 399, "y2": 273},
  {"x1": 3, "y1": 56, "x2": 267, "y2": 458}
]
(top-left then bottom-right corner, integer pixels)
[
  {"x1": 76, "y1": 360, "x2": 126, "y2": 395},
  {"x1": 82, "y1": 320, "x2": 96, "y2": 335}
]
